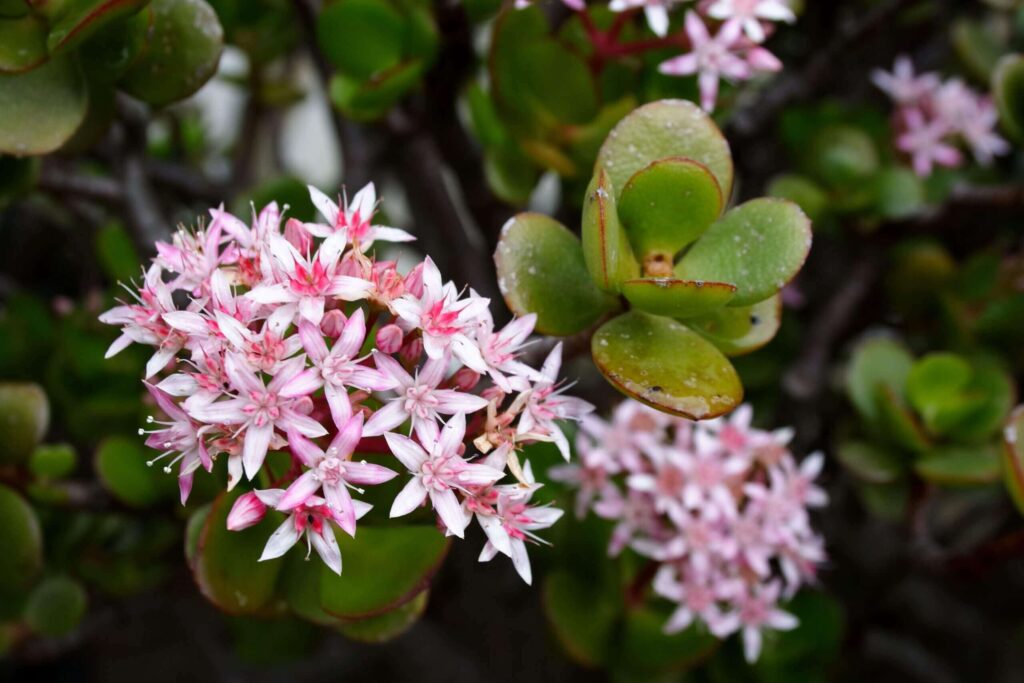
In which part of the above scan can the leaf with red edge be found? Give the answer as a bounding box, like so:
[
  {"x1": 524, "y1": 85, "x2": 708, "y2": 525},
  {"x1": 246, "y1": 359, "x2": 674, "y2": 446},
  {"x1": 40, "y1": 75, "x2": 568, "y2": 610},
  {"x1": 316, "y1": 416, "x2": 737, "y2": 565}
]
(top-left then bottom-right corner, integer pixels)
[
  {"x1": 581, "y1": 167, "x2": 638, "y2": 293},
  {"x1": 621, "y1": 278, "x2": 735, "y2": 319},
  {"x1": 1003, "y1": 405, "x2": 1024, "y2": 515},
  {"x1": 44, "y1": 0, "x2": 149, "y2": 57}
]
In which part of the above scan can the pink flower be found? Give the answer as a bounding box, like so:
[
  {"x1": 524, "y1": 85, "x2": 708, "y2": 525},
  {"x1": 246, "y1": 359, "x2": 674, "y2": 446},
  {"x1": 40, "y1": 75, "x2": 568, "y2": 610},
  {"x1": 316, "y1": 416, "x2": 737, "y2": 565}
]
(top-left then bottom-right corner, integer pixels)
[
  {"x1": 246, "y1": 232, "x2": 372, "y2": 325},
  {"x1": 474, "y1": 310, "x2": 543, "y2": 392},
  {"x1": 658, "y1": 13, "x2": 781, "y2": 112},
  {"x1": 154, "y1": 221, "x2": 227, "y2": 296},
  {"x1": 226, "y1": 491, "x2": 267, "y2": 531},
  {"x1": 278, "y1": 414, "x2": 397, "y2": 535},
  {"x1": 871, "y1": 56, "x2": 941, "y2": 106},
  {"x1": 307, "y1": 182, "x2": 415, "y2": 252},
  {"x1": 256, "y1": 488, "x2": 373, "y2": 575},
  {"x1": 140, "y1": 383, "x2": 211, "y2": 504},
  {"x1": 706, "y1": 0, "x2": 795, "y2": 43},
  {"x1": 297, "y1": 309, "x2": 393, "y2": 426},
  {"x1": 476, "y1": 463, "x2": 563, "y2": 584},
  {"x1": 517, "y1": 343, "x2": 594, "y2": 460},
  {"x1": 714, "y1": 582, "x2": 798, "y2": 662},
  {"x1": 386, "y1": 413, "x2": 504, "y2": 537},
  {"x1": 362, "y1": 351, "x2": 489, "y2": 439},
  {"x1": 391, "y1": 257, "x2": 490, "y2": 371},
  {"x1": 188, "y1": 353, "x2": 326, "y2": 479},
  {"x1": 896, "y1": 108, "x2": 963, "y2": 177}
]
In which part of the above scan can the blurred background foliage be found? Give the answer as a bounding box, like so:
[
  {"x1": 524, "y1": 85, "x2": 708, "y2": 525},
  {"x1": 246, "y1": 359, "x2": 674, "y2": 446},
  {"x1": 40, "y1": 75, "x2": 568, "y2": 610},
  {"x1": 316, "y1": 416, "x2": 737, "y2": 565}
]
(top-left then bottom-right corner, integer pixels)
[{"x1": 2, "y1": 0, "x2": 1024, "y2": 681}]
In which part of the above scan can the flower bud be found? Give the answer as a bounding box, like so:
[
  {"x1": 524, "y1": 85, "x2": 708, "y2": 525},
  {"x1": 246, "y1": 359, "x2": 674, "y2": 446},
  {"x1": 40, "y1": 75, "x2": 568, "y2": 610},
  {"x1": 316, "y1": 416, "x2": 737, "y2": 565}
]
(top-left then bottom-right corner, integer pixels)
[
  {"x1": 399, "y1": 336, "x2": 423, "y2": 367},
  {"x1": 227, "y1": 491, "x2": 267, "y2": 531},
  {"x1": 375, "y1": 324, "x2": 404, "y2": 354},
  {"x1": 284, "y1": 218, "x2": 312, "y2": 253},
  {"x1": 451, "y1": 367, "x2": 481, "y2": 392},
  {"x1": 403, "y1": 262, "x2": 425, "y2": 298},
  {"x1": 321, "y1": 309, "x2": 348, "y2": 338}
]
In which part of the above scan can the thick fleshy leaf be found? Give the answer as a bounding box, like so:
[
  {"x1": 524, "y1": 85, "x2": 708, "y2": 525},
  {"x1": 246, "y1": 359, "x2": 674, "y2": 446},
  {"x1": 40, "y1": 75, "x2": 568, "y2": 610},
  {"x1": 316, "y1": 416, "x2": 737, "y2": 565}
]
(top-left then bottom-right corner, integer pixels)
[
  {"x1": 754, "y1": 591, "x2": 844, "y2": 675},
  {"x1": 913, "y1": 445, "x2": 1002, "y2": 486},
  {"x1": 906, "y1": 354, "x2": 1014, "y2": 440},
  {"x1": 621, "y1": 278, "x2": 735, "y2": 319},
  {"x1": 24, "y1": 576, "x2": 88, "y2": 637},
  {"x1": 278, "y1": 546, "x2": 344, "y2": 626},
  {"x1": 193, "y1": 490, "x2": 286, "y2": 614},
  {"x1": 319, "y1": 525, "x2": 449, "y2": 619},
  {"x1": 767, "y1": 174, "x2": 828, "y2": 223},
  {"x1": 45, "y1": 0, "x2": 149, "y2": 56},
  {"x1": 494, "y1": 213, "x2": 619, "y2": 336},
  {"x1": 317, "y1": 0, "x2": 404, "y2": 80},
  {"x1": 29, "y1": 443, "x2": 77, "y2": 479},
  {"x1": 616, "y1": 605, "x2": 718, "y2": 676},
  {"x1": 328, "y1": 59, "x2": 427, "y2": 122},
  {"x1": 952, "y1": 18, "x2": 1004, "y2": 83},
  {"x1": 994, "y1": 54, "x2": 1024, "y2": 141},
  {"x1": 591, "y1": 311, "x2": 742, "y2": 419},
  {"x1": 0, "y1": 484, "x2": 43, "y2": 616},
  {"x1": 543, "y1": 570, "x2": 620, "y2": 667},
  {"x1": 96, "y1": 222, "x2": 141, "y2": 284},
  {"x1": 617, "y1": 158, "x2": 723, "y2": 259},
  {"x1": 120, "y1": 0, "x2": 223, "y2": 107},
  {"x1": 595, "y1": 99, "x2": 734, "y2": 201},
  {"x1": 0, "y1": 382, "x2": 49, "y2": 465},
  {"x1": 845, "y1": 336, "x2": 914, "y2": 426},
  {"x1": 338, "y1": 589, "x2": 429, "y2": 643},
  {"x1": 808, "y1": 125, "x2": 879, "y2": 188},
  {"x1": 1002, "y1": 405, "x2": 1024, "y2": 515},
  {"x1": 0, "y1": 53, "x2": 87, "y2": 155},
  {"x1": 94, "y1": 436, "x2": 177, "y2": 507},
  {"x1": 581, "y1": 167, "x2": 638, "y2": 293},
  {"x1": 872, "y1": 167, "x2": 925, "y2": 219},
  {"x1": 874, "y1": 385, "x2": 931, "y2": 454},
  {"x1": 686, "y1": 295, "x2": 781, "y2": 356},
  {"x1": 836, "y1": 440, "x2": 905, "y2": 485},
  {"x1": 675, "y1": 198, "x2": 812, "y2": 307},
  {"x1": 78, "y1": 7, "x2": 153, "y2": 81},
  {"x1": 0, "y1": 14, "x2": 47, "y2": 73}
]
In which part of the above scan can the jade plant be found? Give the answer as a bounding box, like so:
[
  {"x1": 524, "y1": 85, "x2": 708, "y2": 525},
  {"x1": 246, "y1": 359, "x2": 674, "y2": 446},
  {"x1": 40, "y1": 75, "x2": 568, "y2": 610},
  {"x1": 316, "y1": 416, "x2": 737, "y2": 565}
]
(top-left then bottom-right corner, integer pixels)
[
  {"x1": 495, "y1": 99, "x2": 812, "y2": 420},
  {"x1": 840, "y1": 336, "x2": 1016, "y2": 518},
  {"x1": 0, "y1": 0, "x2": 224, "y2": 155}
]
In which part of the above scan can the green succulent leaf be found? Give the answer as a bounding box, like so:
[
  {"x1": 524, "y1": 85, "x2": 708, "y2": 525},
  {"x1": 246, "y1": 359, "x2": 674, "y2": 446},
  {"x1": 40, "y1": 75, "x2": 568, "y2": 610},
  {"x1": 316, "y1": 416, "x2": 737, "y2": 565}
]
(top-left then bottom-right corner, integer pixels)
[
  {"x1": 767, "y1": 174, "x2": 828, "y2": 223},
  {"x1": 616, "y1": 605, "x2": 719, "y2": 676},
  {"x1": 675, "y1": 198, "x2": 812, "y2": 307},
  {"x1": 874, "y1": 385, "x2": 931, "y2": 454},
  {"x1": 836, "y1": 440, "x2": 905, "y2": 485},
  {"x1": 0, "y1": 0, "x2": 28, "y2": 18},
  {"x1": 78, "y1": 7, "x2": 153, "y2": 81},
  {"x1": 494, "y1": 212, "x2": 619, "y2": 336},
  {"x1": 872, "y1": 167, "x2": 926, "y2": 220},
  {"x1": 543, "y1": 570, "x2": 620, "y2": 667},
  {"x1": 45, "y1": 0, "x2": 149, "y2": 57},
  {"x1": 95, "y1": 435, "x2": 177, "y2": 507},
  {"x1": 0, "y1": 382, "x2": 49, "y2": 465},
  {"x1": 120, "y1": 0, "x2": 223, "y2": 107},
  {"x1": 914, "y1": 444, "x2": 1002, "y2": 486},
  {"x1": 29, "y1": 443, "x2": 77, "y2": 480},
  {"x1": 1002, "y1": 405, "x2": 1024, "y2": 515},
  {"x1": 0, "y1": 484, "x2": 43, "y2": 616},
  {"x1": 0, "y1": 53, "x2": 88, "y2": 155},
  {"x1": 907, "y1": 354, "x2": 1014, "y2": 440},
  {"x1": 618, "y1": 157, "x2": 723, "y2": 259},
  {"x1": 194, "y1": 490, "x2": 286, "y2": 615},
  {"x1": 581, "y1": 167, "x2": 638, "y2": 293},
  {"x1": 596, "y1": 99, "x2": 734, "y2": 201},
  {"x1": 317, "y1": 0, "x2": 404, "y2": 79},
  {"x1": 845, "y1": 336, "x2": 914, "y2": 426},
  {"x1": 318, "y1": 525, "x2": 449, "y2": 619},
  {"x1": 591, "y1": 311, "x2": 742, "y2": 419},
  {"x1": 338, "y1": 589, "x2": 430, "y2": 643},
  {"x1": 686, "y1": 295, "x2": 781, "y2": 356},
  {"x1": 327, "y1": 59, "x2": 426, "y2": 121},
  {"x1": 621, "y1": 278, "x2": 735, "y2": 319},
  {"x1": 994, "y1": 54, "x2": 1024, "y2": 141},
  {"x1": 0, "y1": 14, "x2": 47, "y2": 73},
  {"x1": 24, "y1": 576, "x2": 88, "y2": 637},
  {"x1": 952, "y1": 18, "x2": 1005, "y2": 83},
  {"x1": 808, "y1": 125, "x2": 879, "y2": 188}
]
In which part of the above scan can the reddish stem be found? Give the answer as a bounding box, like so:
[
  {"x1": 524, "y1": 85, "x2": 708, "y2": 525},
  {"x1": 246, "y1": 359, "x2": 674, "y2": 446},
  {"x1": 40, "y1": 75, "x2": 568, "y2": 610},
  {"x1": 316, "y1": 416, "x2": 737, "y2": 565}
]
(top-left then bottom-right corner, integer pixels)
[{"x1": 576, "y1": 7, "x2": 690, "y2": 72}]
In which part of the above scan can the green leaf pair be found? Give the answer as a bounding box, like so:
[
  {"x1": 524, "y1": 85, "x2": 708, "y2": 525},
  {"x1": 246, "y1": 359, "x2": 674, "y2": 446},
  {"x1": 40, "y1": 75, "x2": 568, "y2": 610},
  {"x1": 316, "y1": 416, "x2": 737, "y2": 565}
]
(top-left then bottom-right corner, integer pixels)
[
  {"x1": 0, "y1": 0, "x2": 224, "y2": 156},
  {"x1": 841, "y1": 337, "x2": 1014, "y2": 505},
  {"x1": 319, "y1": 0, "x2": 437, "y2": 121},
  {"x1": 495, "y1": 100, "x2": 811, "y2": 419},
  {"x1": 188, "y1": 489, "x2": 448, "y2": 640}
]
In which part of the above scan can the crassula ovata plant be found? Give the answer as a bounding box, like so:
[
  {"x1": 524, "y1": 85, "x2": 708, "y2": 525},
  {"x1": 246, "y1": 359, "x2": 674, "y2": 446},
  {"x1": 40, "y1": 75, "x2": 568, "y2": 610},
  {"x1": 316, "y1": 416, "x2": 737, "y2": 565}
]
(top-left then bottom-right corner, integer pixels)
[
  {"x1": 99, "y1": 181, "x2": 592, "y2": 625},
  {"x1": 496, "y1": 99, "x2": 812, "y2": 420}
]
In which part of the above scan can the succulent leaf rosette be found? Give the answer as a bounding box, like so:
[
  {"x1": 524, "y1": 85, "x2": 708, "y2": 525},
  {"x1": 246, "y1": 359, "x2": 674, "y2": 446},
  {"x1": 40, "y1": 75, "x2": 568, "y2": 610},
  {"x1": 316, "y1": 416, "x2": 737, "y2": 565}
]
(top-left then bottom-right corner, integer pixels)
[
  {"x1": 100, "y1": 182, "x2": 592, "y2": 626},
  {"x1": 495, "y1": 100, "x2": 812, "y2": 420}
]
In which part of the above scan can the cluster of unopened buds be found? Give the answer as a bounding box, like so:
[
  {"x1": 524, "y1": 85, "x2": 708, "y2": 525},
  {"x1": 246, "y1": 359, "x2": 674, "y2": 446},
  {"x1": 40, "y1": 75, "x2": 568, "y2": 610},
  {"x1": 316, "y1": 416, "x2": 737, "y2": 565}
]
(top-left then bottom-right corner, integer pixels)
[
  {"x1": 873, "y1": 55, "x2": 1010, "y2": 176},
  {"x1": 100, "y1": 182, "x2": 594, "y2": 583},
  {"x1": 522, "y1": 0, "x2": 794, "y2": 112},
  {"x1": 551, "y1": 400, "x2": 827, "y2": 662}
]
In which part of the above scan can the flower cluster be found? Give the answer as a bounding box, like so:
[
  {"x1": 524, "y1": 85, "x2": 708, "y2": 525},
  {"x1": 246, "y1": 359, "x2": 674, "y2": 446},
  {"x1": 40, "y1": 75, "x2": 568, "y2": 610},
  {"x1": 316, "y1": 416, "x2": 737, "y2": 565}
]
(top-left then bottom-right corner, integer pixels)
[
  {"x1": 101, "y1": 183, "x2": 592, "y2": 582},
  {"x1": 514, "y1": 1, "x2": 792, "y2": 112},
  {"x1": 551, "y1": 400, "x2": 826, "y2": 662},
  {"x1": 873, "y1": 56, "x2": 1010, "y2": 176}
]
